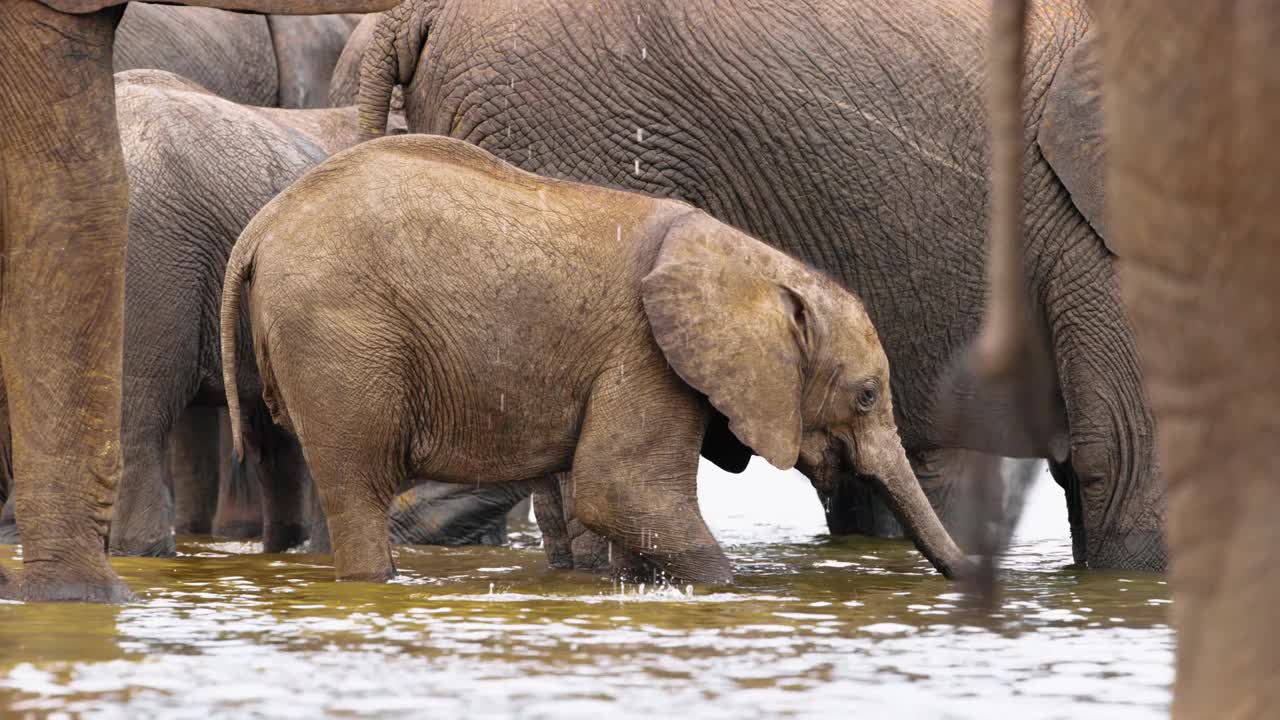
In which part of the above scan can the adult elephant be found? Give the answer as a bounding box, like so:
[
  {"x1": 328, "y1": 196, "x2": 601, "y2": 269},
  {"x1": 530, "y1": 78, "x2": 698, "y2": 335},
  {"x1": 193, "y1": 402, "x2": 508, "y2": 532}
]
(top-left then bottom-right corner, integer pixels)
[
  {"x1": 0, "y1": 68, "x2": 526, "y2": 559},
  {"x1": 115, "y1": 3, "x2": 361, "y2": 109},
  {"x1": 980, "y1": 0, "x2": 1280, "y2": 715},
  {"x1": 356, "y1": 0, "x2": 1163, "y2": 570},
  {"x1": 0, "y1": 0, "x2": 397, "y2": 604}
]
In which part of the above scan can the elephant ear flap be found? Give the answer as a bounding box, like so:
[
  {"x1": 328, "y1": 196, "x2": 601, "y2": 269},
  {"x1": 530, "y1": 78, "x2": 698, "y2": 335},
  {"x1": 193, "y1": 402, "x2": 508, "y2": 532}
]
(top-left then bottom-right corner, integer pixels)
[{"x1": 641, "y1": 216, "x2": 806, "y2": 470}]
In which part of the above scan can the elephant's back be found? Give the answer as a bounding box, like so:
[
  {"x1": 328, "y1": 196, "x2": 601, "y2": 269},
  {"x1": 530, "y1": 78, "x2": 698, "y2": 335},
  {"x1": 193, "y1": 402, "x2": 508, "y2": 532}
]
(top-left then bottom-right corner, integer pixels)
[
  {"x1": 116, "y1": 70, "x2": 328, "y2": 251},
  {"x1": 242, "y1": 133, "x2": 670, "y2": 390},
  {"x1": 257, "y1": 133, "x2": 664, "y2": 275}
]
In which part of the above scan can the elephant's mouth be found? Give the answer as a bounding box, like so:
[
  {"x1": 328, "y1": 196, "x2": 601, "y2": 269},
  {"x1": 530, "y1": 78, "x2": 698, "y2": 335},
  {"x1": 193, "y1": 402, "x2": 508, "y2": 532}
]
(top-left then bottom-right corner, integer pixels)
[{"x1": 797, "y1": 434, "x2": 848, "y2": 496}]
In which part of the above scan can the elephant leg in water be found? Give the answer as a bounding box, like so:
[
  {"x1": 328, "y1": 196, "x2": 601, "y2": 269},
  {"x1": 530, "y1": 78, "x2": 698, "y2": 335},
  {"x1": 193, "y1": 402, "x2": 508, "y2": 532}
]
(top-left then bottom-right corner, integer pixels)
[
  {"x1": 170, "y1": 407, "x2": 236, "y2": 537},
  {"x1": 824, "y1": 450, "x2": 1039, "y2": 550},
  {"x1": 0, "y1": 0, "x2": 398, "y2": 603},
  {"x1": 242, "y1": 416, "x2": 309, "y2": 553},
  {"x1": 538, "y1": 451, "x2": 1042, "y2": 572},
  {"x1": 532, "y1": 473, "x2": 610, "y2": 571},
  {"x1": 214, "y1": 420, "x2": 264, "y2": 540},
  {"x1": 0, "y1": 2, "x2": 131, "y2": 602}
]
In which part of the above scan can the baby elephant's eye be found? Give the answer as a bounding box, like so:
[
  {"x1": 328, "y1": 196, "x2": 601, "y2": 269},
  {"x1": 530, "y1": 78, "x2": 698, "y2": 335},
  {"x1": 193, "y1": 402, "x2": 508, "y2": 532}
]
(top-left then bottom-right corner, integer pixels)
[{"x1": 855, "y1": 382, "x2": 879, "y2": 413}]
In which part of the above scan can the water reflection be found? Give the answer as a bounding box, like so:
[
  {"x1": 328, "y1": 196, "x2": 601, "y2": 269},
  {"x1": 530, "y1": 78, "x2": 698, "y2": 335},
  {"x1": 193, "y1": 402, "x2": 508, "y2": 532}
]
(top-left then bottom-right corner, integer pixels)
[{"x1": 0, "y1": 462, "x2": 1171, "y2": 718}]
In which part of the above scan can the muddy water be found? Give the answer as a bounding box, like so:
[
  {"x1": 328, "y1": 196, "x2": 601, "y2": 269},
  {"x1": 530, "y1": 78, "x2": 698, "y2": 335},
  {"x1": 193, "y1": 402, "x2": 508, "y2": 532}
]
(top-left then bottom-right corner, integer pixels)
[{"x1": 0, "y1": 460, "x2": 1170, "y2": 719}]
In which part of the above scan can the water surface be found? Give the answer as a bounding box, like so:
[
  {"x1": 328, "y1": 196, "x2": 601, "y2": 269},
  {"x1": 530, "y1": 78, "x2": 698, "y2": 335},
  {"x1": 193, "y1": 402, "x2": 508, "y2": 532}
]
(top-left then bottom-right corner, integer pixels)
[{"x1": 0, "y1": 461, "x2": 1171, "y2": 718}]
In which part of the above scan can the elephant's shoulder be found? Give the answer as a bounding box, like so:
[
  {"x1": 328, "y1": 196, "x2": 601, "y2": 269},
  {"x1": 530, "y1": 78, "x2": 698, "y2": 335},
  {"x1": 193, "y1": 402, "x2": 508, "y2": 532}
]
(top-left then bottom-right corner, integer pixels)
[{"x1": 1037, "y1": 28, "x2": 1124, "y2": 257}]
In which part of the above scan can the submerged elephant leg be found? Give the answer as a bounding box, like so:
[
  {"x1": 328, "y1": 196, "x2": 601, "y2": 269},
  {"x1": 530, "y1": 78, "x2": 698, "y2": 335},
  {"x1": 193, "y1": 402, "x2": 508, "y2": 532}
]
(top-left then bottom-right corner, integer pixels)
[
  {"x1": 1048, "y1": 261, "x2": 1165, "y2": 571},
  {"x1": 571, "y1": 367, "x2": 730, "y2": 585},
  {"x1": 169, "y1": 406, "x2": 223, "y2": 536},
  {"x1": 252, "y1": 423, "x2": 309, "y2": 552},
  {"x1": 305, "y1": 479, "x2": 330, "y2": 553},
  {"x1": 111, "y1": 425, "x2": 176, "y2": 557},
  {"x1": 0, "y1": 2, "x2": 131, "y2": 602},
  {"x1": 820, "y1": 473, "x2": 905, "y2": 539},
  {"x1": 0, "y1": 493, "x2": 17, "y2": 544},
  {"x1": 555, "y1": 473, "x2": 611, "y2": 571},
  {"x1": 531, "y1": 475, "x2": 573, "y2": 568},
  {"x1": 302, "y1": 428, "x2": 400, "y2": 581},
  {"x1": 213, "y1": 414, "x2": 262, "y2": 539},
  {"x1": 535, "y1": 472, "x2": 639, "y2": 573}
]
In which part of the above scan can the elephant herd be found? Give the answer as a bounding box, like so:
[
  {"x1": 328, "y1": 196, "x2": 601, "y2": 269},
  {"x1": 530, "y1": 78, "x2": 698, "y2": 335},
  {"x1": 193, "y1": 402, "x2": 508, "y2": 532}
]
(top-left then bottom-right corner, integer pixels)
[{"x1": 0, "y1": 0, "x2": 1277, "y2": 717}]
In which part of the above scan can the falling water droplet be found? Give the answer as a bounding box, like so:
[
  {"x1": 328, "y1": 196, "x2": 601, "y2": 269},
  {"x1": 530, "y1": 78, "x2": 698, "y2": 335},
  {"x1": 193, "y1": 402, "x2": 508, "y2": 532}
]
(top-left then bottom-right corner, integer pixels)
[
  {"x1": 500, "y1": 393, "x2": 505, "y2": 412},
  {"x1": 617, "y1": 224, "x2": 622, "y2": 242},
  {"x1": 636, "y1": 127, "x2": 644, "y2": 142},
  {"x1": 639, "y1": 582, "x2": 646, "y2": 595},
  {"x1": 641, "y1": 46, "x2": 647, "y2": 60},
  {"x1": 634, "y1": 158, "x2": 641, "y2": 175},
  {"x1": 489, "y1": 582, "x2": 495, "y2": 595},
  {"x1": 686, "y1": 584, "x2": 693, "y2": 597}
]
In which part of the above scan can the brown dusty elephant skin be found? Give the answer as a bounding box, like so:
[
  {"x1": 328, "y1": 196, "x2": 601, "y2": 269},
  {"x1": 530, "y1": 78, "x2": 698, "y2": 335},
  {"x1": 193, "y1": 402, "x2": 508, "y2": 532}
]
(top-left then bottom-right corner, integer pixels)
[
  {"x1": 979, "y1": 0, "x2": 1280, "y2": 716},
  {"x1": 355, "y1": 0, "x2": 1164, "y2": 573},
  {"x1": 220, "y1": 134, "x2": 973, "y2": 585},
  {"x1": 0, "y1": 0, "x2": 392, "y2": 604}
]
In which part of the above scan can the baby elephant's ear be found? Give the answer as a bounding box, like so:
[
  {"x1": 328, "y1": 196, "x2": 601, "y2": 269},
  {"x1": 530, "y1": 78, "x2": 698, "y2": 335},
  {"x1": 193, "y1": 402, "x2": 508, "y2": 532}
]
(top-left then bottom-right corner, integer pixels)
[{"x1": 641, "y1": 215, "x2": 805, "y2": 470}]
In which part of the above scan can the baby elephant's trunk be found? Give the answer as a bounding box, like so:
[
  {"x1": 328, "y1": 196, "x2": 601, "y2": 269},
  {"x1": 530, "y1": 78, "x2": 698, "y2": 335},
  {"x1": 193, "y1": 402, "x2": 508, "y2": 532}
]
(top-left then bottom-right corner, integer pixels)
[{"x1": 853, "y1": 432, "x2": 975, "y2": 580}]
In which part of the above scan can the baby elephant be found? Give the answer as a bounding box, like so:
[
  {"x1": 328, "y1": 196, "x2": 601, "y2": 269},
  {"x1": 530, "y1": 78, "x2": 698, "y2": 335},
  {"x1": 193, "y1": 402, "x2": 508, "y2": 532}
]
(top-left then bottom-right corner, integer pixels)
[{"x1": 221, "y1": 134, "x2": 971, "y2": 584}]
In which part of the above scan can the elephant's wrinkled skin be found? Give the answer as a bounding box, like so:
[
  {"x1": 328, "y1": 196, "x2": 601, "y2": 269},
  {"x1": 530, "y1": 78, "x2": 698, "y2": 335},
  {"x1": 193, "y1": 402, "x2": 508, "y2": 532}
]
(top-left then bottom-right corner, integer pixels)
[
  {"x1": 220, "y1": 134, "x2": 972, "y2": 584},
  {"x1": 107, "y1": 70, "x2": 334, "y2": 555},
  {"x1": 979, "y1": 0, "x2": 1280, "y2": 715},
  {"x1": 0, "y1": 0, "x2": 394, "y2": 604},
  {"x1": 114, "y1": 4, "x2": 361, "y2": 109},
  {"x1": 107, "y1": 69, "x2": 527, "y2": 556},
  {"x1": 537, "y1": 451, "x2": 1042, "y2": 574},
  {"x1": 357, "y1": 0, "x2": 1164, "y2": 571}
]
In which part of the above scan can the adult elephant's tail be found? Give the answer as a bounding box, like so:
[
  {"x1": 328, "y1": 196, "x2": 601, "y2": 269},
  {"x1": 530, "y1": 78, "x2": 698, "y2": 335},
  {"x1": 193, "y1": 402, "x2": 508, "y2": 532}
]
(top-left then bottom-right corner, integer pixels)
[
  {"x1": 357, "y1": 0, "x2": 436, "y2": 141},
  {"x1": 220, "y1": 229, "x2": 259, "y2": 462},
  {"x1": 975, "y1": 0, "x2": 1030, "y2": 379}
]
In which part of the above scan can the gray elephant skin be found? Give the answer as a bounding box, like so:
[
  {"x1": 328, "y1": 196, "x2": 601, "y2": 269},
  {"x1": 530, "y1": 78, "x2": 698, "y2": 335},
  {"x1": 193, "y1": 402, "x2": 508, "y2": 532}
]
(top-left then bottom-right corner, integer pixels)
[
  {"x1": 355, "y1": 0, "x2": 1162, "y2": 571},
  {"x1": 114, "y1": 3, "x2": 361, "y2": 108}
]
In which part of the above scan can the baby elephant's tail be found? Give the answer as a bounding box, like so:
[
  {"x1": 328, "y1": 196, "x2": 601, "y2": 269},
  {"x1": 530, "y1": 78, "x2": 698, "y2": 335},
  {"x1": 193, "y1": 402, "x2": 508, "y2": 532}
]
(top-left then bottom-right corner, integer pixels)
[{"x1": 220, "y1": 232, "x2": 258, "y2": 462}]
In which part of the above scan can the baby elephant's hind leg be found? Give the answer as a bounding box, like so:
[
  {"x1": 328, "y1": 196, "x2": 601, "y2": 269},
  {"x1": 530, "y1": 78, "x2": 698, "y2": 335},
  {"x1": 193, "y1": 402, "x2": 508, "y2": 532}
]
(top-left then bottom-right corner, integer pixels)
[
  {"x1": 572, "y1": 366, "x2": 731, "y2": 585},
  {"x1": 302, "y1": 439, "x2": 401, "y2": 582}
]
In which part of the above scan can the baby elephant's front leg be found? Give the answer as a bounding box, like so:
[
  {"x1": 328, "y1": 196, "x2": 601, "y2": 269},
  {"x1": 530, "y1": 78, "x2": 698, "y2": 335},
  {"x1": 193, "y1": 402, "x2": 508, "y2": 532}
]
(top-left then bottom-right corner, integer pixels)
[{"x1": 571, "y1": 366, "x2": 731, "y2": 586}]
